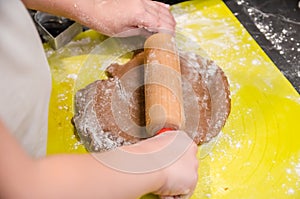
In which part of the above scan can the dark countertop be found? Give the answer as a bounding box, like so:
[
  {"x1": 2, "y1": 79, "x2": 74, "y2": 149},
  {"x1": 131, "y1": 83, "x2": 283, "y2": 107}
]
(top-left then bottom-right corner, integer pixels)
[
  {"x1": 224, "y1": 0, "x2": 300, "y2": 93},
  {"x1": 160, "y1": 0, "x2": 300, "y2": 93}
]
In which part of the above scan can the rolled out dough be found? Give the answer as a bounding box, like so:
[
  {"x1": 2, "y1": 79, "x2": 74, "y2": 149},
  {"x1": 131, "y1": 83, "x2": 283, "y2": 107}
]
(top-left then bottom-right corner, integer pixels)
[{"x1": 73, "y1": 51, "x2": 231, "y2": 152}]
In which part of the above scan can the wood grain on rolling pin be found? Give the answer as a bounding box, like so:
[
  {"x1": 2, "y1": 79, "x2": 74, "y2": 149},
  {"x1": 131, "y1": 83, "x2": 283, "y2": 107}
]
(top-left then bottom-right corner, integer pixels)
[{"x1": 144, "y1": 33, "x2": 185, "y2": 136}]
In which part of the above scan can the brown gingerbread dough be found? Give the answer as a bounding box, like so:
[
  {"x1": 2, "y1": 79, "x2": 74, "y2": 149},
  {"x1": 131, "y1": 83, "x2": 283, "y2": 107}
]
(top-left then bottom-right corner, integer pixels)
[{"x1": 73, "y1": 51, "x2": 231, "y2": 152}]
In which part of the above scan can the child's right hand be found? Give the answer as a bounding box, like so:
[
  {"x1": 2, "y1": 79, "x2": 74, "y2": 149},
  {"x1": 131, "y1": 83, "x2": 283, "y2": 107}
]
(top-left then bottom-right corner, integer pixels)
[{"x1": 121, "y1": 131, "x2": 199, "y2": 198}]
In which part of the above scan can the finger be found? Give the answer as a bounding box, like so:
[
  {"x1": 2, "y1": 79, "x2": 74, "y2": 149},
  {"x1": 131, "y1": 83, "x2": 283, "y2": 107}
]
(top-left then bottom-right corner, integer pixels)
[
  {"x1": 144, "y1": 1, "x2": 172, "y2": 22},
  {"x1": 187, "y1": 143, "x2": 199, "y2": 175},
  {"x1": 160, "y1": 193, "x2": 192, "y2": 199},
  {"x1": 134, "y1": 5, "x2": 174, "y2": 34},
  {"x1": 152, "y1": 1, "x2": 170, "y2": 8},
  {"x1": 168, "y1": 179, "x2": 197, "y2": 199},
  {"x1": 145, "y1": 0, "x2": 176, "y2": 29},
  {"x1": 152, "y1": 1, "x2": 176, "y2": 25},
  {"x1": 187, "y1": 173, "x2": 198, "y2": 197},
  {"x1": 160, "y1": 196, "x2": 178, "y2": 199},
  {"x1": 190, "y1": 141, "x2": 198, "y2": 155},
  {"x1": 142, "y1": 0, "x2": 176, "y2": 32},
  {"x1": 139, "y1": 13, "x2": 174, "y2": 34},
  {"x1": 180, "y1": 192, "x2": 194, "y2": 199},
  {"x1": 194, "y1": 157, "x2": 199, "y2": 171},
  {"x1": 114, "y1": 26, "x2": 153, "y2": 37}
]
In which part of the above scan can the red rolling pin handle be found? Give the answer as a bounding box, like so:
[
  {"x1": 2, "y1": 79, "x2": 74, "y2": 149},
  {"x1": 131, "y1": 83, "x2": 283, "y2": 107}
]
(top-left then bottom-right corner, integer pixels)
[{"x1": 156, "y1": 127, "x2": 175, "y2": 135}]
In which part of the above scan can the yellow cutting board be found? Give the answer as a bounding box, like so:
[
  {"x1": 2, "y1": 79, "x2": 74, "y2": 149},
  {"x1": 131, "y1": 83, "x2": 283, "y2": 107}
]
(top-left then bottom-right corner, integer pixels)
[{"x1": 46, "y1": 0, "x2": 300, "y2": 198}]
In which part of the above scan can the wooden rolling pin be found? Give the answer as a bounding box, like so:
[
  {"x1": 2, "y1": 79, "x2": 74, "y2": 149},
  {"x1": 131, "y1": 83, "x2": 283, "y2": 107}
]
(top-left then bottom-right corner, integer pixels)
[
  {"x1": 144, "y1": 33, "x2": 185, "y2": 136},
  {"x1": 144, "y1": 33, "x2": 188, "y2": 199}
]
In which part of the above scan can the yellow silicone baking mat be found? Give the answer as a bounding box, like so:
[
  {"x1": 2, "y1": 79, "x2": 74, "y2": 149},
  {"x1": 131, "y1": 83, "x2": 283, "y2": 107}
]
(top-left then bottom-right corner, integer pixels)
[{"x1": 46, "y1": 0, "x2": 300, "y2": 198}]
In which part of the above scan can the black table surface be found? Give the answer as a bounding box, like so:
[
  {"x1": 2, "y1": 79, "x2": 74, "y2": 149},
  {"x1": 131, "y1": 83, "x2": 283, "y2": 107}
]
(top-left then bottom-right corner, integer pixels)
[{"x1": 160, "y1": 0, "x2": 300, "y2": 94}]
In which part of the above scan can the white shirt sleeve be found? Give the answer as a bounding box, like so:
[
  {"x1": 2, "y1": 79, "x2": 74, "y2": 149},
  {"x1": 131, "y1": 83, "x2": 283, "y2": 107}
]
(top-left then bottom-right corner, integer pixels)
[{"x1": 0, "y1": 0, "x2": 52, "y2": 158}]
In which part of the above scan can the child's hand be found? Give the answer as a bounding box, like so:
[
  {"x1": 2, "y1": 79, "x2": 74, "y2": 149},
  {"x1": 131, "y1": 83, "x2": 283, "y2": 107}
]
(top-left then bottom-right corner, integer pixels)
[
  {"x1": 121, "y1": 131, "x2": 199, "y2": 198},
  {"x1": 74, "y1": 0, "x2": 176, "y2": 36},
  {"x1": 153, "y1": 131, "x2": 199, "y2": 198},
  {"x1": 23, "y1": 0, "x2": 176, "y2": 36}
]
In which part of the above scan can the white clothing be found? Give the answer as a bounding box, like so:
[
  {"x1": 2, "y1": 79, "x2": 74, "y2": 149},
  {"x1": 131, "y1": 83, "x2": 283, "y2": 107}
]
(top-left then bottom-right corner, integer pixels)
[{"x1": 0, "y1": 0, "x2": 51, "y2": 157}]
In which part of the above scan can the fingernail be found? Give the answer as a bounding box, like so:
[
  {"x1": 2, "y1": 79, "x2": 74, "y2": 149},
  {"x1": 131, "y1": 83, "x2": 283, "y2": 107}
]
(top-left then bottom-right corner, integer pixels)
[{"x1": 164, "y1": 3, "x2": 170, "y2": 8}]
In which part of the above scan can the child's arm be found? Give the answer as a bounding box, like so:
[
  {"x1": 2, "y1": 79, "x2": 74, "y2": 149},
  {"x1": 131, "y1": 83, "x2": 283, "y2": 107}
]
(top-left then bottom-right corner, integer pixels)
[{"x1": 0, "y1": 120, "x2": 198, "y2": 199}]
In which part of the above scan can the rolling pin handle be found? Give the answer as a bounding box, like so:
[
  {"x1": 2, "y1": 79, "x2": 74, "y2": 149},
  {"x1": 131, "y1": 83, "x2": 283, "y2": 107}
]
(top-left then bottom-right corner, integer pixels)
[{"x1": 156, "y1": 128, "x2": 175, "y2": 135}]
